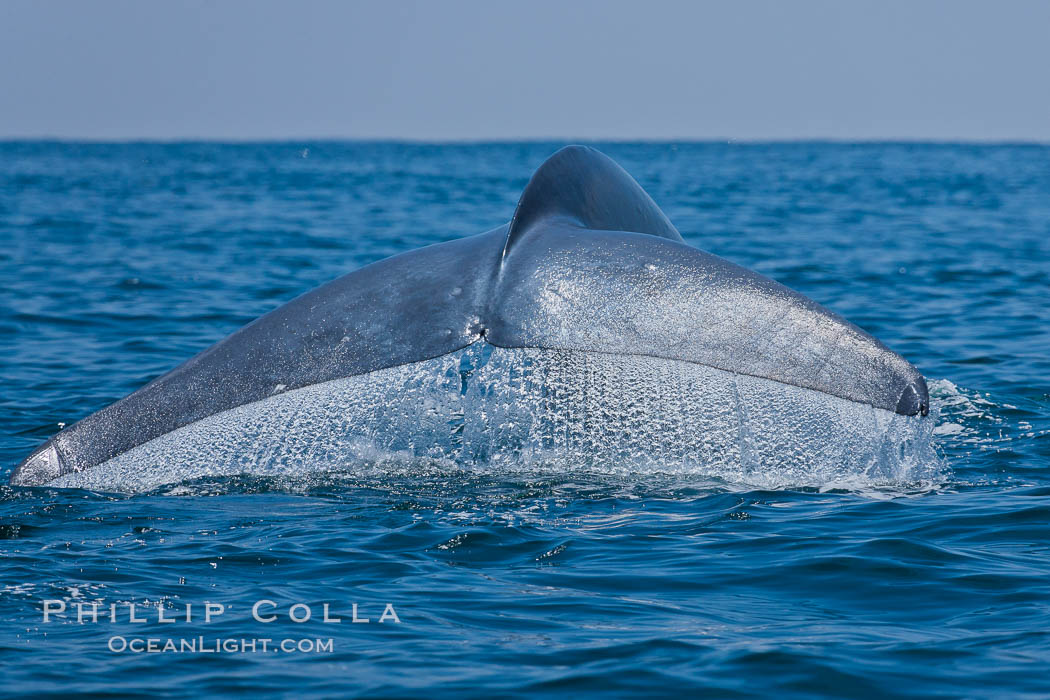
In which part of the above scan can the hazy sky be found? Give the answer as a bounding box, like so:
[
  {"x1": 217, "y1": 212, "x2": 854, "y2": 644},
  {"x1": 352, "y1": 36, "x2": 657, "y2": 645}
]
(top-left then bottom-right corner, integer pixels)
[{"x1": 2, "y1": 0, "x2": 1048, "y2": 141}]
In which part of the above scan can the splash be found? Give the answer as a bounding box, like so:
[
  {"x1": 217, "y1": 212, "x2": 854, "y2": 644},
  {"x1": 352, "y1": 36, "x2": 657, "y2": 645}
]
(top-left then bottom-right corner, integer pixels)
[
  {"x1": 927, "y1": 378, "x2": 1049, "y2": 486},
  {"x1": 52, "y1": 342, "x2": 944, "y2": 493}
]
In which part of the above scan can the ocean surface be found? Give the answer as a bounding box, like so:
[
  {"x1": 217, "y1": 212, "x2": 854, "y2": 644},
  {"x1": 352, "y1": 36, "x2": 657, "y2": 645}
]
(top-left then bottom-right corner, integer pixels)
[{"x1": 1, "y1": 142, "x2": 1048, "y2": 698}]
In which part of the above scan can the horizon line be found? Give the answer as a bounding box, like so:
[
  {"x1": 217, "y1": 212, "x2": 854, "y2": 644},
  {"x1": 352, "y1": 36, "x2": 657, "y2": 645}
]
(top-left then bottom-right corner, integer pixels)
[{"x1": 2, "y1": 136, "x2": 1049, "y2": 146}]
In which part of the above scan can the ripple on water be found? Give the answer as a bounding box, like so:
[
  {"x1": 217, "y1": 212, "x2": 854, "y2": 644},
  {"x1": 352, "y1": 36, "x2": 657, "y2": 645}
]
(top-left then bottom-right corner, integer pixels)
[{"x1": 1, "y1": 142, "x2": 1049, "y2": 697}]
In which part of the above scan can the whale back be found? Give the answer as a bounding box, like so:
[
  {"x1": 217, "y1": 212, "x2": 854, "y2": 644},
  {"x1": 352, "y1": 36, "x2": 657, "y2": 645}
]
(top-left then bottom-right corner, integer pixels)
[{"x1": 502, "y1": 146, "x2": 682, "y2": 262}]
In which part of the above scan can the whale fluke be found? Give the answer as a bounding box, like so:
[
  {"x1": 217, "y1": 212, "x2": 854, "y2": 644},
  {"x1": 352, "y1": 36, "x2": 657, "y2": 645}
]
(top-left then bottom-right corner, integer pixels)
[{"x1": 10, "y1": 146, "x2": 930, "y2": 490}]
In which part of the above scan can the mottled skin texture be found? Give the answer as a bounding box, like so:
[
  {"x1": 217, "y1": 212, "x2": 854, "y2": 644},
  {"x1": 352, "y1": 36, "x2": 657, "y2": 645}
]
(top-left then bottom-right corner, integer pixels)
[{"x1": 10, "y1": 146, "x2": 928, "y2": 487}]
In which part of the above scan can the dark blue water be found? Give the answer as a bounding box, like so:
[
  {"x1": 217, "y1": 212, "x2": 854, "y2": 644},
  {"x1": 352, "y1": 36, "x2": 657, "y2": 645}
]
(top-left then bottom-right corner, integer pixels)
[{"x1": 1, "y1": 142, "x2": 1048, "y2": 698}]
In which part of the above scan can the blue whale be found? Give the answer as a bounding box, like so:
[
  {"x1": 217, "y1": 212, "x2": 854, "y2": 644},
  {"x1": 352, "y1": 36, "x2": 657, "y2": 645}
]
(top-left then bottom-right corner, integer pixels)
[{"x1": 10, "y1": 146, "x2": 929, "y2": 490}]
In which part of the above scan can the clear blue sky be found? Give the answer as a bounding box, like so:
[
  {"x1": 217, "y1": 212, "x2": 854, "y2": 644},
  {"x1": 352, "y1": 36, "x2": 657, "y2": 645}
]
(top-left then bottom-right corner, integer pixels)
[{"x1": 2, "y1": 0, "x2": 1048, "y2": 141}]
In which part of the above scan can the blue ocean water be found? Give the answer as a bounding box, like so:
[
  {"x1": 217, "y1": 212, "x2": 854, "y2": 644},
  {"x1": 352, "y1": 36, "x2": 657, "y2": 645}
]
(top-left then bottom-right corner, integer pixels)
[{"x1": 1, "y1": 142, "x2": 1048, "y2": 698}]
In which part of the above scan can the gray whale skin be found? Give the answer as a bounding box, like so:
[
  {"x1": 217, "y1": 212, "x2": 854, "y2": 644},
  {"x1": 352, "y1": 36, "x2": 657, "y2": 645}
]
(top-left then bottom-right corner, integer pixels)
[{"x1": 11, "y1": 146, "x2": 929, "y2": 488}]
